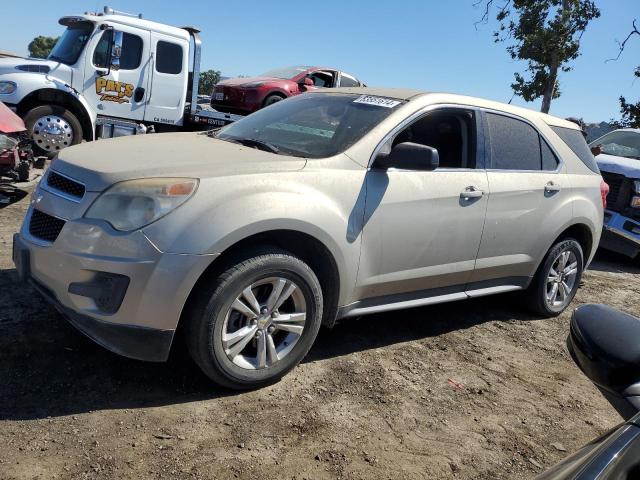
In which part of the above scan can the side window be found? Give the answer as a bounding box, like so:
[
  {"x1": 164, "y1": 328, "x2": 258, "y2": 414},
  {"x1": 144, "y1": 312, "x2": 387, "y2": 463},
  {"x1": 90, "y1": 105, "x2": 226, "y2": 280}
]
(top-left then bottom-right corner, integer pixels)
[
  {"x1": 390, "y1": 110, "x2": 477, "y2": 169},
  {"x1": 486, "y1": 113, "x2": 541, "y2": 170},
  {"x1": 156, "y1": 41, "x2": 183, "y2": 74},
  {"x1": 339, "y1": 74, "x2": 359, "y2": 87},
  {"x1": 307, "y1": 71, "x2": 335, "y2": 88},
  {"x1": 552, "y1": 126, "x2": 599, "y2": 173},
  {"x1": 93, "y1": 31, "x2": 142, "y2": 70},
  {"x1": 486, "y1": 113, "x2": 558, "y2": 171},
  {"x1": 541, "y1": 138, "x2": 559, "y2": 171},
  {"x1": 93, "y1": 31, "x2": 111, "y2": 68}
]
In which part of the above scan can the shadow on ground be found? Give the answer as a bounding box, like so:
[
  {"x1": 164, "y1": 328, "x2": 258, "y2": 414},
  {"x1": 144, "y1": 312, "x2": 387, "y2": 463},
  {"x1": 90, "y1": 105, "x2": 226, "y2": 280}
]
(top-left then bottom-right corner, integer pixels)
[
  {"x1": 0, "y1": 265, "x2": 539, "y2": 421},
  {"x1": 589, "y1": 248, "x2": 640, "y2": 275},
  {"x1": 0, "y1": 184, "x2": 28, "y2": 208}
]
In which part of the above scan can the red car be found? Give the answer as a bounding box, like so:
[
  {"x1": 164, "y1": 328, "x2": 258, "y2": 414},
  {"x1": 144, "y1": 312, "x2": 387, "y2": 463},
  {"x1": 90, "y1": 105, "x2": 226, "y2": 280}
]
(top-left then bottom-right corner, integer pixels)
[{"x1": 210, "y1": 65, "x2": 363, "y2": 115}]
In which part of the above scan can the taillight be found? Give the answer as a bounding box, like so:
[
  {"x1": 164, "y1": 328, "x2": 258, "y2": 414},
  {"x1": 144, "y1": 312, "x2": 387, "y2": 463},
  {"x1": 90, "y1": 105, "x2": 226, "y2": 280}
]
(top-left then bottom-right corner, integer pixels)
[{"x1": 600, "y1": 179, "x2": 609, "y2": 210}]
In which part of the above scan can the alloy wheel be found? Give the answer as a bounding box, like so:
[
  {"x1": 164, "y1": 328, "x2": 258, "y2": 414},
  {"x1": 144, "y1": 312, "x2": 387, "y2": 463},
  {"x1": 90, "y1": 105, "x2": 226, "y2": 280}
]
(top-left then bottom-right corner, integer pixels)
[
  {"x1": 221, "y1": 277, "x2": 307, "y2": 370},
  {"x1": 545, "y1": 250, "x2": 579, "y2": 309}
]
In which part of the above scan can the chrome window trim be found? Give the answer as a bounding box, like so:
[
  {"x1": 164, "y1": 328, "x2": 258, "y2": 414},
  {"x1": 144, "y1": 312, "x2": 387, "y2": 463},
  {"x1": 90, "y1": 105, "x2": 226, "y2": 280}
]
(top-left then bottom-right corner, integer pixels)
[
  {"x1": 481, "y1": 107, "x2": 565, "y2": 174},
  {"x1": 42, "y1": 169, "x2": 86, "y2": 204},
  {"x1": 367, "y1": 103, "x2": 486, "y2": 171}
]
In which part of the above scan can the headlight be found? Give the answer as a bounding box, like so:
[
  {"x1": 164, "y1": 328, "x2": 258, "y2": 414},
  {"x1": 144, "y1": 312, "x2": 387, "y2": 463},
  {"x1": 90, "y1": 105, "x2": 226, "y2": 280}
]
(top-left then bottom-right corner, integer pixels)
[
  {"x1": 634, "y1": 180, "x2": 640, "y2": 194},
  {"x1": 0, "y1": 81, "x2": 17, "y2": 94},
  {"x1": 241, "y1": 82, "x2": 265, "y2": 88},
  {"x1": 85, "y1": 178, "x2": 198, "y2": 231}
]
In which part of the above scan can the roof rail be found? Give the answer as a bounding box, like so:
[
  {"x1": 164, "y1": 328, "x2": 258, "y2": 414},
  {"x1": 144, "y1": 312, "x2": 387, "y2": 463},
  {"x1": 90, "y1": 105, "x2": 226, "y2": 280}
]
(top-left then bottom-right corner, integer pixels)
[{"x1": 103, "y1": 6, "x2": 142, "y2": 19}]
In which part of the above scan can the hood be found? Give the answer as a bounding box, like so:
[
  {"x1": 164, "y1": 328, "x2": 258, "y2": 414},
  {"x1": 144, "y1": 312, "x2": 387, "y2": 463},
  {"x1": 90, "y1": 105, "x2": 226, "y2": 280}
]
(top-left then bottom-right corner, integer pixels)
[
  {"x1": 218, "y1": 76, "x2": 293, "y2": 87},
  {"x1": 0, "y1": 57, "x2": 73, "y2": 85},
  {"x1": 597, "y1": 153, "x2": 640, "y2": 179},
  {"x1": 53, "y1": 132, "x2": 307, "y2": 192}
]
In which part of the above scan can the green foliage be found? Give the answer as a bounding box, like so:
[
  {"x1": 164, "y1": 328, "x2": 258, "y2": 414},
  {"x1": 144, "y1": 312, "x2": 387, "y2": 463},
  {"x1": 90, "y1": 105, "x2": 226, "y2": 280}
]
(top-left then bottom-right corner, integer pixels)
[
  {"x1": 198, "y1": 69, "x2": 222, "y2": 95},
  {"x1": 485, "y1": 0, "x2": 600, "y2": 112},
  {"x1": 27, "y1": 36, "x2": 59, "y2": 59},
  {"x1": 613, "y1": 97, "x2": 640, "y2": 129}
]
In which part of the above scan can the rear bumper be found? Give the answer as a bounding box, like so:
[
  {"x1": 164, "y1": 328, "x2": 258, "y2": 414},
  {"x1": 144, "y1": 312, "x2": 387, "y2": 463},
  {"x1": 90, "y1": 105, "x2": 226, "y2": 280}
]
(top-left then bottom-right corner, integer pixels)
[{"x1": 600, "y1": 210, "x2": 640, "y2": 259}]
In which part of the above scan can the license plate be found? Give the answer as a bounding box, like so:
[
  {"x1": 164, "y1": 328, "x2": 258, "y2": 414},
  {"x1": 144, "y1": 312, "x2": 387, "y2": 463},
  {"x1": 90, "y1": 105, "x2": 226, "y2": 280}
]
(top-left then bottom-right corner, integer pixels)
[{"x1": 214, "y1": 92, "x2": 224, "y2": 101}]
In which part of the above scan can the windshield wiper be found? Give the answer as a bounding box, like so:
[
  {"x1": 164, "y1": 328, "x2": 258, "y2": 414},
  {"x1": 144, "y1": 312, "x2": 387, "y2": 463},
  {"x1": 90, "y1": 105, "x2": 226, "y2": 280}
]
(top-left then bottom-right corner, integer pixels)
[{"x1": 226, "y1": 137, "x2": 280, "y2": 154}]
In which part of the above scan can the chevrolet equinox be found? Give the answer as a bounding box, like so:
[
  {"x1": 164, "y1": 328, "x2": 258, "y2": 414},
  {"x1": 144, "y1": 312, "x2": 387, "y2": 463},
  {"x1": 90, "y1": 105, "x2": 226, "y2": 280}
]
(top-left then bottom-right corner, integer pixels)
[{"x1": 13, "y1": 88, "x2": 605, "y2": 389}]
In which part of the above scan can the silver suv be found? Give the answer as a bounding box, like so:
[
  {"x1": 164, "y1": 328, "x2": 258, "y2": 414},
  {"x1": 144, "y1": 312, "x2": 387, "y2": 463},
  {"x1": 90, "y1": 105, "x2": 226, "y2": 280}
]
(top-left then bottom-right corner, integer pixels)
[{"x1": 13, "y1": 88, "x2": 604, "y2": 389}]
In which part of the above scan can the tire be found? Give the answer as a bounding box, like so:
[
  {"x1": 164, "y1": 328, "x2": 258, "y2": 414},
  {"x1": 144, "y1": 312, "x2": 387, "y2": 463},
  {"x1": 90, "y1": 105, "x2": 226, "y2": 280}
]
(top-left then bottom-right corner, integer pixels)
[
  {"x1": 262, "y1": 94, "x2": 285, "y2": 108},
  {"x1": 23, "y1": 105, "x2": 83, "y2": 157},
  {"x1": 525, "y1": 238, "x2": 584, "y2": 317},
  {"x1": 185, "y1": 247, "x2": 323, "y2": 390}
]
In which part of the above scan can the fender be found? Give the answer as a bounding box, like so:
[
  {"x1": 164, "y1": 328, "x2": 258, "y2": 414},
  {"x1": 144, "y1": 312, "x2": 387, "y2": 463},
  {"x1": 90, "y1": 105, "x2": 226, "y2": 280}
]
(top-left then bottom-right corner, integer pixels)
[{"x1": 142, "y1": 174, "x2": 368, "y2": 306}]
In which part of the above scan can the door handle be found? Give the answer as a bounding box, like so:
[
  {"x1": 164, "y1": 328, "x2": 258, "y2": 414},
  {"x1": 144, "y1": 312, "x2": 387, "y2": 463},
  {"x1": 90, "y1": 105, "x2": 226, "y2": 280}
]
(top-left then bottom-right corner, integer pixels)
[
  {"x1": 134, "y1": 87, "x2": 145, "y2": 103},
  {"x1": 544, "y1": 181, "x2": 561, "y2": 194},
  {"x1": 460, "y1": 186, "x2": 484, "y2": 200}
]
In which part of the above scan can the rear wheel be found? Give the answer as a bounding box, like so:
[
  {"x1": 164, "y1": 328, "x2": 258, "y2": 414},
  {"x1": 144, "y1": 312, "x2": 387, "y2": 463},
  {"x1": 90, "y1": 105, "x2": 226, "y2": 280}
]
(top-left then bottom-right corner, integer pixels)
[
  {"x1": 526, "y1": 238, "x2": 584, "y2": 317},
  {"x1": 185, "y1": 247, "x2": 323, "y2": 389},
  {"x1": 262, "y1": 94, "x2": 285, "y2": 108},
  {"x1": 24, "y1": 105, "x2": 82, "y2": 157}
]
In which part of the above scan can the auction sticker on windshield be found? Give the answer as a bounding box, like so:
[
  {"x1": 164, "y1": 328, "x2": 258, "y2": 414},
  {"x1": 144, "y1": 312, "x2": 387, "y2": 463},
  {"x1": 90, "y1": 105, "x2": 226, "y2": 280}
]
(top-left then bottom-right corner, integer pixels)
[{"x1": 353, "y1": 95, "x2": 401, "y2": 108}]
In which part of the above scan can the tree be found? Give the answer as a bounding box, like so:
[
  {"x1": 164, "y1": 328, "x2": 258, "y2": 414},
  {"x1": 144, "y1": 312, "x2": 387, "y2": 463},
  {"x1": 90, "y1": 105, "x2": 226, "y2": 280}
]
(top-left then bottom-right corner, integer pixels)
[
  {"x1": 610, "y1": 20, "x2": 640, "y2": 128},
  {"x1": 198, "y1": 69, "x2": 221, "y2": 95},
  {"x1": 476, "y1": 0, "x2": 600, "y2": 113},
  {"x1": 27, "y1": 36, "x2": 59, "y2": 59}
]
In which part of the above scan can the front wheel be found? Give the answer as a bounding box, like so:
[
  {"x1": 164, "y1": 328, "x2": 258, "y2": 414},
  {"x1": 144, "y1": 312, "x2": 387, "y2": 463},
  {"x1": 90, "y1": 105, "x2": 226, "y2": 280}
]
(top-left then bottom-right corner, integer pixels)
[
  {"x1": 23, "y1": 105, "x2": 83, "y2": 157},
  {"x1": 185, "y1": 248, "x2": 323, "y2": 389},
  {"x1": 526, "y1": 238, "x2": 584, "y2": 317},
  {"x1": 262, "y1": 94, "x2": 285, "y2": 108}
]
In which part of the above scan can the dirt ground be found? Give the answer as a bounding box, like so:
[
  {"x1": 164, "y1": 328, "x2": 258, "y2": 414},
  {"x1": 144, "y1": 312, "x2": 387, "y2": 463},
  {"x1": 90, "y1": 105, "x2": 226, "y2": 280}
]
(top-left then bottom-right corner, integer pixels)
[{"x1": 1, "y1": 182, "x2": 639, "y2": 480}]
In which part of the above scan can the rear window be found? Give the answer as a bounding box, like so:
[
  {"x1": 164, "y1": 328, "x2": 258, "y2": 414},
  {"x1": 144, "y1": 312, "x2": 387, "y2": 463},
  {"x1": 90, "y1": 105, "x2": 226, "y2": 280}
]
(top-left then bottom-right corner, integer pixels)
[
  {"x1": 552, "y1": 126, "x2": 599, "y2": 173},
  {"x1": 156, "y1": 41, "x2": 183, "y2": 74}
]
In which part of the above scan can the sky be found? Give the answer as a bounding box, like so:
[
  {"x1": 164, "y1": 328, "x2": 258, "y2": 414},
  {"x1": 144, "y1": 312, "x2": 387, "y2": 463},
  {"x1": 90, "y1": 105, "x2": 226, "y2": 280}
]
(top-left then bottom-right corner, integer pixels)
[{"x1": 2, "y1": 0, "x2": 638, "y2": 122}]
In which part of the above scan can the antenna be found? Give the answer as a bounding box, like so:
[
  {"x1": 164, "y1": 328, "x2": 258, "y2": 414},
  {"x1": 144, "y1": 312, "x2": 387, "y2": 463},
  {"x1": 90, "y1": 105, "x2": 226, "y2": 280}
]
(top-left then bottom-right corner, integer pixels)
[{"x1": 103, "y1": 6, "x2": 142, "y2": 19}]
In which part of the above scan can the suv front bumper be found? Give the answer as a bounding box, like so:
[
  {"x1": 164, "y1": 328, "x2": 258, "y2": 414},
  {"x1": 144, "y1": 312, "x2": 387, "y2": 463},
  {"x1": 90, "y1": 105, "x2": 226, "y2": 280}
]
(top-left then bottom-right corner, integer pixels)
[
  {"x1": 13, "y1": 215, "x2": 215, "y2": 361},
  {"x1": 601, "y1": 210, "x2": 640, "y2": 259}
]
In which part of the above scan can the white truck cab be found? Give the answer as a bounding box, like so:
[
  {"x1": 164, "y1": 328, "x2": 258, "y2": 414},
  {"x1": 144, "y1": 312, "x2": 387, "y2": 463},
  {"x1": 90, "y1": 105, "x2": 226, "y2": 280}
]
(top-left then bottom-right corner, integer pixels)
[{"x1": 0, "y1": 7, "x2": 239, "y2": 155}]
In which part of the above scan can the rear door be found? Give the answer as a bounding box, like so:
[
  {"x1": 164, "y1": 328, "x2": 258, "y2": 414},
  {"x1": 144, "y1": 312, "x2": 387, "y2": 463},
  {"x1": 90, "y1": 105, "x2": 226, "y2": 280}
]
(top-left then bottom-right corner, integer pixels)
[
  {"x1": 469, "y1": 111, "x2": 572, "y2": 288},
  {"x1": 83, "y1": 24, "x2": 150, "y2": 121},
  {"x1": 144, "y1": 33, "x2": 189, "y2": 126}
]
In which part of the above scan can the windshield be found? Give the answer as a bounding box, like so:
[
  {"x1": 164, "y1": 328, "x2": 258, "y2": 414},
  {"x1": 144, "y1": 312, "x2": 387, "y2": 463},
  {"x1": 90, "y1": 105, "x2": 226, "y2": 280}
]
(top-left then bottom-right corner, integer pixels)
[
  {"x1": 48, "y1": 22, "x2": 93, "y2": 65},
  {"x1": 591, "y1": 130, "x2": 640, "y2": 160},
  {"x1": 215, "y1": 93, "x2": 405, "y2": 158},
  {"x1": 261, "y1": 66, "x2": 312, "y2": 79}
]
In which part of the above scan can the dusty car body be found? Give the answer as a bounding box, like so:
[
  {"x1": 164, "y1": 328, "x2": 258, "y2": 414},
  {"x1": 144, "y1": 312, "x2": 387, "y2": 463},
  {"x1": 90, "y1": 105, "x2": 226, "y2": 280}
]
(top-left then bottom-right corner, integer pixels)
[
  {"x1": 591, "y1": 129, "x2": 640, "y2": 260},
  {"x1": 14, "y1": 88, "x2": 603, "y2": 388}
]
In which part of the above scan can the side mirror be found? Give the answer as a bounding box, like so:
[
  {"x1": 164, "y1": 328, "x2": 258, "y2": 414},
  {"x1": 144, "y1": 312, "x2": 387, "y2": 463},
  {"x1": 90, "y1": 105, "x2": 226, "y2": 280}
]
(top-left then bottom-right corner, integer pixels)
[
  {"x1": 374, "y1": 142, "x2": 439, "y2": 171},
  {"x1": 298, "y1": 77, "x2": 314, "y2": 90},
  {"x1": 110, "y1": 30, "x2": 123, "y2": 71},
  {"x1": 568, "y1": 304, "x2": 640, "y2": 420}
]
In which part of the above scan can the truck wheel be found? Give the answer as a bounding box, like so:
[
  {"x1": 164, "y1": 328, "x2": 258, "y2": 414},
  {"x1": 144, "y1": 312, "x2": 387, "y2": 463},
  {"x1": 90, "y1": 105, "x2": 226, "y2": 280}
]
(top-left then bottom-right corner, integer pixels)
[
  {"x1": 525, "y1": 238, "x2": 584, "y2": 317},
  {"x1": 263, "y1": 94, "x2": 285, "y2": 108},
  {"x1": 24, "y1": 105, "x2": 83, "y2": 157},
  {"x1": 185, "y1": 247, "x2": 323, "y2": 390}
]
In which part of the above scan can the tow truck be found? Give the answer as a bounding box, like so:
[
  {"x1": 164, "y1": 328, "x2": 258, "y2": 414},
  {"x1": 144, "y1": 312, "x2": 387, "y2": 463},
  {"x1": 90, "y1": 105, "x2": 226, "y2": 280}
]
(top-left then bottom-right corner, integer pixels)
[{"x1": 0, "y1": 6, "x2": 242, "y2": 155}]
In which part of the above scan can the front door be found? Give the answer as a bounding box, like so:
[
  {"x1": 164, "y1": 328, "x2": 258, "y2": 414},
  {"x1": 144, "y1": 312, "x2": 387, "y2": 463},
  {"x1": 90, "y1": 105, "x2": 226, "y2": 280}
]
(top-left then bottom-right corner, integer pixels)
[
  {"x1": 82, "y1": 24, "x2": 151, "y2": 121},
  {"x1": 356, "y1": 108, "x2": 489, "y2": 301}
]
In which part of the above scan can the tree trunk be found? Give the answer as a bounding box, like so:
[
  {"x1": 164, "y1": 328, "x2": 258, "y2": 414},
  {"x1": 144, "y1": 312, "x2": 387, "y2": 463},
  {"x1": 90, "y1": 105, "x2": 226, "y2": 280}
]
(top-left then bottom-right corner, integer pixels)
[
  {"x1": 540, "y1": 0, "x2": 570, "y2": 114},
  {"x1": 541, "y1": 63, "x2": 558, "y2": 114}
]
